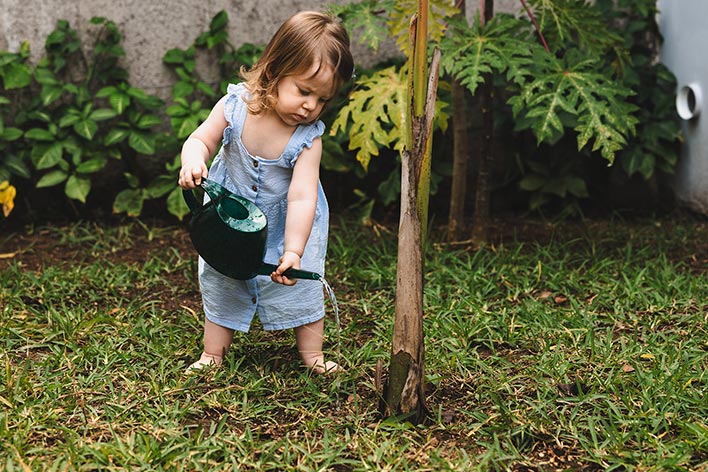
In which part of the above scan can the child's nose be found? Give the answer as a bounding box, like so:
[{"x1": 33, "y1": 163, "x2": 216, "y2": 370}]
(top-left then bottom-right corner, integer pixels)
[{"x1": 303, "y1": 96, "x2": 317, "y2": 110}]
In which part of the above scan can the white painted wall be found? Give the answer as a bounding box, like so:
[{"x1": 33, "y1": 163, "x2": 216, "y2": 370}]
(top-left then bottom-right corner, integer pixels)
[{"x1": 658, "y1": 0, "x2": 708, "y2": 214}]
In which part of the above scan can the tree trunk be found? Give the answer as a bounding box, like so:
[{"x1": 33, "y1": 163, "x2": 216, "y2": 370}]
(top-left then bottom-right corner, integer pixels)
[
  {"x1": 448, "y1": 79, "x2": 471, "y2": 241},
  {"x1": 470, "y1": 0, "x2": 495, "y2": 245},
  {"x1": 384, "y1": 37, "x2": 441, "y2": 421},
  {"x1": 387, "y1": 147, "x2": 427, "y2": 420},
  {"x1": 447, "y1": 0, "x2": 470, "y2": 241}
]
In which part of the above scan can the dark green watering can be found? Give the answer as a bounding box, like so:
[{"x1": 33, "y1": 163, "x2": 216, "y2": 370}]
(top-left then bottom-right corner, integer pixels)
[{"x1": 183, "y1": 180, "x2": 321, "y2": 281}]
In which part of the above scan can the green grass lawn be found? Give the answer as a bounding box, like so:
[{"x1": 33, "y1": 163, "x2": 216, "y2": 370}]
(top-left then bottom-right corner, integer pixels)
[{"x1": 1, "y1": 215, "x2": 708, "y2": 470}]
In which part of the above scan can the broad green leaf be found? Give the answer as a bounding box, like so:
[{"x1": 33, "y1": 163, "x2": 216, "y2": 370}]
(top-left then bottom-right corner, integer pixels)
[
  {"x1": 127, "y1": 87, "x2": 151, "y2": 100},
  {"x1": 530, "y1": 0, "x2": 627, "y2": 67},
  {"x1": 163, "y1": 48, "x2": 186, "y2": 64},
  {"x1": 25, "y1": 128, "x2": 55, "y2": 141},
  {"x1": 519, "y1": 174, "x2": 546, "y2": 191},
  {"x1": 104, "y1": 128, "x2": 130, "y2": 146},
  {"x1": 65, "y1": 174, "x2": 91, "y2": 202},
  {"x1": 206, "y1": 31, "x2": 228, "y2": 49},
  {"x1": 210, "y1": 10, "x2": 228, "y2": 31},
  {"x1": 129, "y1": 131, "x2": 155, "y2": 154},
  {"x1": 113, "y1": 188, "x2": 144, "y2": 216},
  {"x1": 90, "y1": 108, "x2": 118, "y2": 121},
  {"x1": 58, "y1": 113, "x2": 81, "y2": 128},
  {"x1": 196, "y1": 82, "x2": 218, "y2": 97},
  {"x1": 146, "y1": 175, "x2": 177, "y2": 198},
  {"x1": 36, "y1": 169, "x2": 68, "y2": 188},
  {"x1": 167, "y1": 186, "x2": 190, "y2": 220},
  {"x1": 173, "y1": 116, "x2": 200, "y2": 139},
  {"x1": 136, "y1": 114, "x2": 163, "y2": 129},
  {"x1": 33, "y1": 67, "x2": 59, "y2": 85},
  {"x1": 96, "y1": 86, "x2": 117, "y2": 98},
  {"x1": 40, "y1": 84, "x2": 63, "y2": 106},
  {"x1": 173, "y1": 81, "x2": 195, "y2": 99},
  {"x1": 76, "y1": 157, "x2": 107, "y2": 174},
  {"x1": 109, "y1": 93, "x2": 131, "y2": 114},
  {"x1": 74, "y1": 119, "x2": 98, "y2": 140},
  {"x1": 166, "y1": 102, "x2": 190, "y2": 117},
  {"x1": 566, "y1": 176, "x2": 588, "y2": 197},
  {"x1": 3, "y1": 154, "x2": 30, "y2": 178},
  {"x1": 2, "y1": 62, "x2": 32, "y2": 89},
  {"x1": 35, "y1": 143, "x2": 64, "y2": 169},
  {"x1": 1, "y1": 127, "x2": 22, "y2": 141}
]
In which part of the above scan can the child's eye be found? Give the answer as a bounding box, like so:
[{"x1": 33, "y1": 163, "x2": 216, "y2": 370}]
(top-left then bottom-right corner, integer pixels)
[{"x1": 298, "y1": 88, "x2": 310, "y2": 96}]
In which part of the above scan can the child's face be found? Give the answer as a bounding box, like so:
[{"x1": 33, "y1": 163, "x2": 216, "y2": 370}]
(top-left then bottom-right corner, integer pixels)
[{"x1": 273, "y1": 63, "x2": 335, "y2": 127}]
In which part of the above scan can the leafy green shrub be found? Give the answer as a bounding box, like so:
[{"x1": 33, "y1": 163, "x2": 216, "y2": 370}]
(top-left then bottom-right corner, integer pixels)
[
  {"x1": 0, "y1": 17, "x2": 165, "y2": 218},
  {"x1": 0, "y1": 11, "x2": 263, "y2": 221},
  {"x1": 128, "y1": 10, "x2": 263, "y2": 220},
  {"x1": 0, "y1": 43, "x2": 32, "y2": 193}
]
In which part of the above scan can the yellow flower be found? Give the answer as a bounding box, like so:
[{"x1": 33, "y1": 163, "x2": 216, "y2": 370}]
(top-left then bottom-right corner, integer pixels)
[{"x1": 0, "y1": 181, "x2": 17, "y2": 217}]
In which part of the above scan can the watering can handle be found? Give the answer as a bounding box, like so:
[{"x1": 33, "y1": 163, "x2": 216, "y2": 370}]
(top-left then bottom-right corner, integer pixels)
[
  {"x1": 257, "y1": 263, "x2": 322, "y2": 281},
  {"x1": 183, "y1": 187, "x2": 200, "y2": 213},
  {"x1": 183, "y1": 180, "x2": 223, "y2": 213}
]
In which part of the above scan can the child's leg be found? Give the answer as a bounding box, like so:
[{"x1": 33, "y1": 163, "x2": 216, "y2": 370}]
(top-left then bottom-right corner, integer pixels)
[
  {"x1": 294, "y1": 318, "x2": 339, "y2": 373},
  {"x1": 188, "y1": 317, "x2": 234, "y2": 371}
]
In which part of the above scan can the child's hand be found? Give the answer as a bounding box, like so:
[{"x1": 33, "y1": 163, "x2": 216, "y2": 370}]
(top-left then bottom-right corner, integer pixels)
[
  {"x1": 271, "y1": 251, "x2": 300, "y2": 286},
  {"x1": 178, "y1": 158, "x2": 209, "y2": 189}
]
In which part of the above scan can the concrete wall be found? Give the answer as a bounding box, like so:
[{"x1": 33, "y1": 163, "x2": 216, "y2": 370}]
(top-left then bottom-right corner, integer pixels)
[{"x1": 1, "y1": 0, "x2": 520, "y2": 98}]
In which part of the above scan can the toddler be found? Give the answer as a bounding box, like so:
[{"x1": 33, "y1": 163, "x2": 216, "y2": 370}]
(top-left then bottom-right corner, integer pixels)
[{"x1": 178, "y1": 11, "x2": 354, "y2": 374}]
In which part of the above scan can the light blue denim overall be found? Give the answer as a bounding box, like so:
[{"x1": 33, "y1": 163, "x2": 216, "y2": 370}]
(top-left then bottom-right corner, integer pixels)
[{"x1": 197, "y1": 83, "x2": 328, "y2": 332}]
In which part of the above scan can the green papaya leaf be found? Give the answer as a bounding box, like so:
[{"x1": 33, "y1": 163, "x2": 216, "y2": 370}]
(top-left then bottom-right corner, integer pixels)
[{"x1": 330, "y1": 66, "x2": 406, "y2": 171}]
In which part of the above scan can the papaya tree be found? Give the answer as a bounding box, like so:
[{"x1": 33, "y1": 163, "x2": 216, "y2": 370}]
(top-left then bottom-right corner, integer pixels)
[
  {"x1": 440, "y1": 0, "x2": 641, "y2": 241},
  {"x1": 331, "y1": 0, "x2": 452, "y2": 420},
  {"x1": 385, "y1": 2, "x2": 442, "y2": 420}
]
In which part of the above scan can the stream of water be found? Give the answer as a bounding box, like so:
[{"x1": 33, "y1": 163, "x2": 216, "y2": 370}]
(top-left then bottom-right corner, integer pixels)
[{"x1": 320, "y1": 277, "x2": 343, "y2": 405}]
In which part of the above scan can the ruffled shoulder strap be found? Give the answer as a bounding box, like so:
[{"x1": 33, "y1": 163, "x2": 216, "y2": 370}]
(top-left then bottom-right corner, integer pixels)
[
  {"x1": 221, "y1": 83, "x2": 248, "y2": 146},
  {"x1": 283, "y1": 120, "x2": 326, "y2": 167}
]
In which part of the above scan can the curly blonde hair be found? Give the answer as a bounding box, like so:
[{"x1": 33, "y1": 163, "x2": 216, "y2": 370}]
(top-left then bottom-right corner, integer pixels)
[{"x1": 240, "y1": 11, "x2": 354, "y2": 115}]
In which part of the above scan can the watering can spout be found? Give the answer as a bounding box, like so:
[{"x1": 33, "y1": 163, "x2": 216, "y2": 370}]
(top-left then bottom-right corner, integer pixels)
[{"x1": 183, "y1": 180, "x2": 322, "y2": 281}]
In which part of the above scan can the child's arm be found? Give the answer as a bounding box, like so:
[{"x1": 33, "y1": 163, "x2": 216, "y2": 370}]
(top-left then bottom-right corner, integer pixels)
[
  {"x1": 271, "y1": 138, "x2": 323, "y2": 285},
  {"x1": 178, "y1": 96, "x2": 228, "y2": 189}
]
